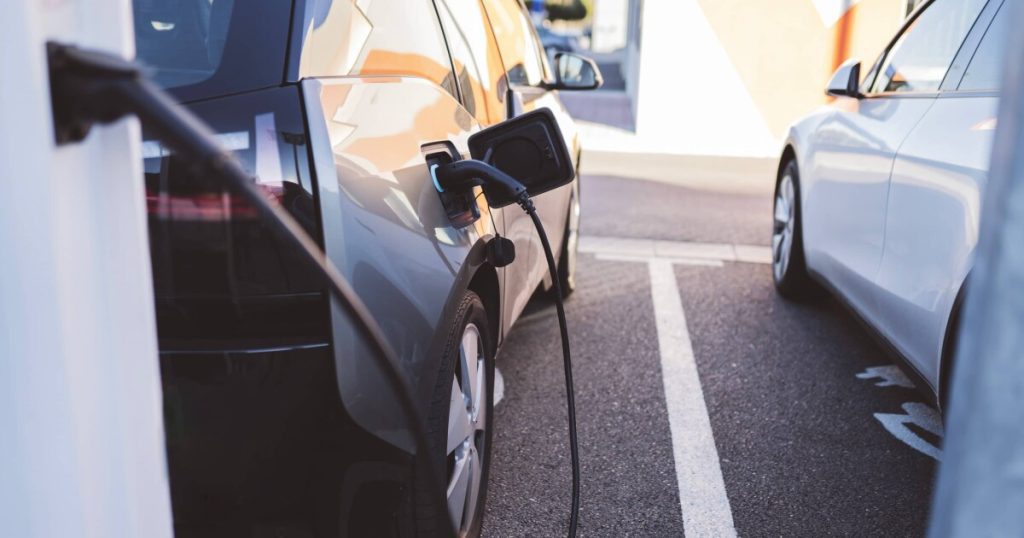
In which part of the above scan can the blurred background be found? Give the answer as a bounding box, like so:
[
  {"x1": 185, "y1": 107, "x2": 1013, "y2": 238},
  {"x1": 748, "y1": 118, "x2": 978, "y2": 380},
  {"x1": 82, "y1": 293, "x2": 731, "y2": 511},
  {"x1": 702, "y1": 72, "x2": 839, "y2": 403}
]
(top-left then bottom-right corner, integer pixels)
[{"x1": 528, "y1": 0, "x2": 927, "y2": 184}]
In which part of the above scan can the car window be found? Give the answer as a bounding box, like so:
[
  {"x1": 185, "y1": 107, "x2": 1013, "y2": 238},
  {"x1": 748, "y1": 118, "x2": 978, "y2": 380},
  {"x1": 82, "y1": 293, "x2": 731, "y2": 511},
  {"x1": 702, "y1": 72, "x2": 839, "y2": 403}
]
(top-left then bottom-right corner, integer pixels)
[
  {"x1": 959, "y1": 2, "x2": 1007, "y2": 91},
  {"x1": 435, "y1": 0, "x2": 502, "y2": 123},
  {"x1": 872, "y1": 0, "x2": 987, "y2": 93},
  {"x1": 133, "y1": 0, "x2": 292, "y2": 100},
  {"x1": 298, "y1": 0, "x2": 458, "y2": 100},
  {"x1": 481, "y1": 0, "x2": 546, "y2": 87},
  {"x1": 860, "y1": 55, "x2": 883, "y2": 94}
]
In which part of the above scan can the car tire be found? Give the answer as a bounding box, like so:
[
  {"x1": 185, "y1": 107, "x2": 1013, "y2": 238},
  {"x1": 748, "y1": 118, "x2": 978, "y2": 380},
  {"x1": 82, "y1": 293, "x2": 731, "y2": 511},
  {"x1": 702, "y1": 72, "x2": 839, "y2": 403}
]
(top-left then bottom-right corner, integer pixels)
[
  {"x1": 552, "y1": 186, "x2": 580, "y2": 300},
  {"x1": 416, "y1": 291, "x2": 494, "y2": 537},
  {"x1": 772, "y1": 159, "x2": 815, "y2": 299}
]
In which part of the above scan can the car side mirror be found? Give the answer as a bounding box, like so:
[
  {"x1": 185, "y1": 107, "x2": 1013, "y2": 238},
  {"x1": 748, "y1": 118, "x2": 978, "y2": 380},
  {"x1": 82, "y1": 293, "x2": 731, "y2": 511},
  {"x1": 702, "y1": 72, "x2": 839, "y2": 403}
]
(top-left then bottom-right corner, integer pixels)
[
  {"x1": 467, "y1": 108, "x2": 575, "y2": 207},
  {"x1": 827, "y1": 59, "x2": 861, "y2": 98},
  {"x1": 552, "y1": 52, "x2": 603, "y2": 91}
]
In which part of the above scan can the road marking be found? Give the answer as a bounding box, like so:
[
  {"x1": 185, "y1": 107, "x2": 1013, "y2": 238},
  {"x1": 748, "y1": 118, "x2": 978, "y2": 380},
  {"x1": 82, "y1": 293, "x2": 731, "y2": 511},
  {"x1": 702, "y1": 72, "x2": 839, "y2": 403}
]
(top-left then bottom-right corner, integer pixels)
[
  {"x1": 856, "y1": 365, "x2": 943, "y2": 460},
  {"x1": 587, "y1": 239, "x2": 738, "y2": 535},
  {"x1": 874, "y1": 403, "x2": 943, "y2": 461},
  {"x1": 648, "y1": 259, "x2": 738, "y2": 537},
  {"x1": 581, "y1": 236, "x2": 772, "y2": 265},
  {"x1": 494, "y1": 367, "x2": 505, "y2": 406},
  {"x1": 855, "y1": 365, "x2": 916, "y2": 388},
  {"x1": 594, "y1": 253, "x2": 724, "y2": 267}
]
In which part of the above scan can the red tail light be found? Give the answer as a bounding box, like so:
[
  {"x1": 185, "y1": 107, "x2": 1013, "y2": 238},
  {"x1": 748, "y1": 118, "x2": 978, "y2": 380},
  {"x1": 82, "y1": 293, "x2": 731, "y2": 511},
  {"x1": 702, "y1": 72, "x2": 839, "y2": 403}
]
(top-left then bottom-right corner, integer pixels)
[{"x1": 146, "y1": 183, "x2": 283, "y2": 221}]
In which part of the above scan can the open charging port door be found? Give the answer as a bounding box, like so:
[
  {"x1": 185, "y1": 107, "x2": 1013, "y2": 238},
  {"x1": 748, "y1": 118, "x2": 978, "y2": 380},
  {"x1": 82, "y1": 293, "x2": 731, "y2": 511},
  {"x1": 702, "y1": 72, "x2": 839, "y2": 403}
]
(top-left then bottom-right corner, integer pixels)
[{"x1": 422, "y1": 140, "x2": 480, "y2": 228}]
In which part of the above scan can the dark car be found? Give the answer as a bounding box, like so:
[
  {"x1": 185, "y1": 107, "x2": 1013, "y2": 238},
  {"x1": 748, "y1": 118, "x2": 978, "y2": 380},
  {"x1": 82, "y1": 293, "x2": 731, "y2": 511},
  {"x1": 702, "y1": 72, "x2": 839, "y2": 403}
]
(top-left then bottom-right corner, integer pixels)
[{"x1": 133, "y1": 0, "x2": 598, "y2": 535}]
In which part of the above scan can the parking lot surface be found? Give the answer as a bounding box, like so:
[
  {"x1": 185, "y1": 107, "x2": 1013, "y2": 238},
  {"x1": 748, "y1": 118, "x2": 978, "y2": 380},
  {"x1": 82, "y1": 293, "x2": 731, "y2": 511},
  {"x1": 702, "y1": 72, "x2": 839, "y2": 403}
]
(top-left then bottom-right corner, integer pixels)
[{"x1": 484, "y1": 174, "x2": 938, "y2": 536}]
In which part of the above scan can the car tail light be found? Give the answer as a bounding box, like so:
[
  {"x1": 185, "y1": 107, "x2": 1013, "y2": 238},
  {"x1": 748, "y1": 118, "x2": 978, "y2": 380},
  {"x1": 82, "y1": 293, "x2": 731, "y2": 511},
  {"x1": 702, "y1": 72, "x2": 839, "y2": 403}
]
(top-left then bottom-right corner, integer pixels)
[{"x1": 145, "y1": 183, "x2": 282, "y2": 221}]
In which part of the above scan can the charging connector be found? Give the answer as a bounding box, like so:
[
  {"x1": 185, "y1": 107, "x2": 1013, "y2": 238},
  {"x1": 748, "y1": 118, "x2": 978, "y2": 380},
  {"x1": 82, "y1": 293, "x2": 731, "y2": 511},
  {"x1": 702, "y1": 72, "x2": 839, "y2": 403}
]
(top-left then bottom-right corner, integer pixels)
[{"x1": 433, "y1": 159, "x2": 528, "y2": 205}]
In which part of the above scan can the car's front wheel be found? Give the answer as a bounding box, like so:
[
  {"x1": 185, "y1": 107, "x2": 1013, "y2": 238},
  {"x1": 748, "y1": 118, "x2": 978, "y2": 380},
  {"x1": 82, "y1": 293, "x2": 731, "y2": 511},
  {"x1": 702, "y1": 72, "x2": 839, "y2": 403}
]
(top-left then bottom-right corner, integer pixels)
[
  {"x1": 772, "y1": 159, "x2": 814, "y2": 298},
  {"x1": 554, "y1": 184, "x2": 580, "y2": 299},
  {"x1": 417, "y1": 291, "x2": 494, "y2": 537}
]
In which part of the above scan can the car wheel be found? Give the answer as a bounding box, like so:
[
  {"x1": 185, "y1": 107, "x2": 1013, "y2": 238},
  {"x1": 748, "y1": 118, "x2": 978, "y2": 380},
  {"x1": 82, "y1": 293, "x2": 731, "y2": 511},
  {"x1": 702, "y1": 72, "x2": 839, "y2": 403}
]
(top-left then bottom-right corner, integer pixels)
[
  {"x1": 417, "y1": 291, "x2": 494, "y2": 537},
  {"x1": 772, "y1": 159, "x2": 814, "y2": 298},
  {"x1": 553, "y1": 186, "x2": 580, "y2": 299}
]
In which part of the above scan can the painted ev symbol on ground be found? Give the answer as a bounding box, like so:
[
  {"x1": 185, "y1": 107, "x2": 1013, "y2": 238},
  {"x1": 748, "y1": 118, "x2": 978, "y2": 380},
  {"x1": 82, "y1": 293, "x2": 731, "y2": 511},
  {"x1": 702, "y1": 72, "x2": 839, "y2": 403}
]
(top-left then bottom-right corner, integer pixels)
[{"x1": 857, "y1": 365, "x2": 944, "y2": 460}]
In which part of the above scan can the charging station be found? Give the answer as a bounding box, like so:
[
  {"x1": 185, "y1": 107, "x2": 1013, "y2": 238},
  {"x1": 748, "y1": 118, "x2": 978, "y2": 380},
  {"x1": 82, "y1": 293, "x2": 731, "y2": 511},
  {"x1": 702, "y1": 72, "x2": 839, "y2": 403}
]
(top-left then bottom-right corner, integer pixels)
[{"x1": 0, "y1": 1, "x2": 173, "y2": 535}]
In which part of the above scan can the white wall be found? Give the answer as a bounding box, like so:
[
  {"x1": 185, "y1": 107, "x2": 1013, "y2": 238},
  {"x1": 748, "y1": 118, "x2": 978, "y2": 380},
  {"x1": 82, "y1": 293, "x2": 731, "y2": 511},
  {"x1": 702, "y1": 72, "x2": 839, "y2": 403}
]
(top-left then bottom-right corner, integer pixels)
[
  {"x1": 634, "y1": 0, "x2": 779, "y2": 157},
  {"x1": 0, "y1": 0, "x2": 173, "y2": 536}
]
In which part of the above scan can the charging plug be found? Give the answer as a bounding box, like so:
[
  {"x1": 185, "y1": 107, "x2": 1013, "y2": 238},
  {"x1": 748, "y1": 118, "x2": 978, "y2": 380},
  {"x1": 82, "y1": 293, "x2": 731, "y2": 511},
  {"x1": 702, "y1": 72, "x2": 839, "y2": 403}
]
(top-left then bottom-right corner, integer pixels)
[{"x1": 432, "y1": 159, "x2": 528, "y2": 208}]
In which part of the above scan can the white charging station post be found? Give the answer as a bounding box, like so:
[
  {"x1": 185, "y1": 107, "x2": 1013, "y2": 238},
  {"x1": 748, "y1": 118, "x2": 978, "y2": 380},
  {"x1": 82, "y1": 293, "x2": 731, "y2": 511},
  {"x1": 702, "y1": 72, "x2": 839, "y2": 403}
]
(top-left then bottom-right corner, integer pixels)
[
  {"x1": 0, "y1": 1, "x2": 173, "y2": 536},
  {"x1": 929, "y1": 1, "x2": 1024, "y2": 535}
]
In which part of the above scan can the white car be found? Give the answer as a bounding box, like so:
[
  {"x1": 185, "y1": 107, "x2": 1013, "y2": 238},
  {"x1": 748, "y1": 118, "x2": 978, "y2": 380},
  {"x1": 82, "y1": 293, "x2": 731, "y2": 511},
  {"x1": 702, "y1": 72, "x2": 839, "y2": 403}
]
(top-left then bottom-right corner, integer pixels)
[{"x1": 773, "y1": 0, "x2": 1007, "y2": 410}]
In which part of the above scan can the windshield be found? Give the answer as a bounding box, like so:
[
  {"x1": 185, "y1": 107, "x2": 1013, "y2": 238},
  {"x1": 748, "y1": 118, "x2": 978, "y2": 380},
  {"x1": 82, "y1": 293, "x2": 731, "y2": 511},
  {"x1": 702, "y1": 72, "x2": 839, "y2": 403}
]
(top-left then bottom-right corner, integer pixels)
[{"x1": 133, "y1": 0, "x2": 293, "y2": 101}]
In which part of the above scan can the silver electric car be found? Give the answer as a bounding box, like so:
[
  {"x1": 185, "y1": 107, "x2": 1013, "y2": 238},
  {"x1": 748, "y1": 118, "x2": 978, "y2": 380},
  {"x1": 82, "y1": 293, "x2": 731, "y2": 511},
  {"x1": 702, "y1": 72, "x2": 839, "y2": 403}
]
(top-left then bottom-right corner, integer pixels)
[
  {"x1": 135, "y1": 0, "x2": 599, "y2": 535},
  {"x1": 773, "y1": 0, "x2": 1005, "y2": 411}
]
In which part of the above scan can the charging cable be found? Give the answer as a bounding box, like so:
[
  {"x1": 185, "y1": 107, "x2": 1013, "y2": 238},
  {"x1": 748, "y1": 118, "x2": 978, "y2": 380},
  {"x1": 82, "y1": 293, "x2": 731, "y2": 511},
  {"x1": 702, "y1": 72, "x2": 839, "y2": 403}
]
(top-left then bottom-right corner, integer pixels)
[
  {"x1": 46, "y1": 42, "x2": 455, "y2": 537},
  {"x1": 526, "y1": 200, "x2": 581, "y2": 538},
  {"x1": 433, "y1": 161, "x2": 581, "y2": 538}
]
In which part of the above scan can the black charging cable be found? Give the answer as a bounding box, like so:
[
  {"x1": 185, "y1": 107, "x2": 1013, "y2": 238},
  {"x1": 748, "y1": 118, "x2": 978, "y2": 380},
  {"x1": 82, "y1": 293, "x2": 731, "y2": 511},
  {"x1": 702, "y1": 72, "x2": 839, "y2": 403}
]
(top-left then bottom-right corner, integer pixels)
[
  {"x1": 46, "y1": 42, "x2": 456, "y2": 537},
  {"x1": 524, "y1": 198, "x2": 581, "y2": 538},
  {"x1": 434, "y1": 162, "x2": 581, "y2": 537}
]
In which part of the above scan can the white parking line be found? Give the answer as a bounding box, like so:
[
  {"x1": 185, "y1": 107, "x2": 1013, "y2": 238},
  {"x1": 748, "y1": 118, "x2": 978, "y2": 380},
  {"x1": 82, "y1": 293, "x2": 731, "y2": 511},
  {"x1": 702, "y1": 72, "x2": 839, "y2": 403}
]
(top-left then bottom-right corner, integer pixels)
[
  {"x1": 649, "y1": 259, "x2": 737, "y2": 537},
  {"x1": 581, "y1": 236, "x2": 772, "y2": 265},
  {"x1": 583, "y1": 237, "x2": 739, "y2": 535},
  {"x1": 594, "y1": 253, "x2": 724, "y2": 267}
]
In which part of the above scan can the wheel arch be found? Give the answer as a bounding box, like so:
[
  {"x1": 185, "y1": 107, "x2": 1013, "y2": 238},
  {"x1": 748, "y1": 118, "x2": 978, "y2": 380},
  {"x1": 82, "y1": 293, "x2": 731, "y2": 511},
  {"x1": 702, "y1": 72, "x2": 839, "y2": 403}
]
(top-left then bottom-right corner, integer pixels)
[
  {"x1": 778, "y1": 143, "x2": 798, "y2": 175},
  {"x1": 777, "y1": 143, "x2": 801, "y2": 218},
  {"x1": 938, "y1": 277, "x2": 970, "y2": 411},
  {"x1": 407, "y1": 235, "x2": 503, "y2": 410},
  {"x1": 467, "y1": 262, "x2": 501, "y2": 356}
]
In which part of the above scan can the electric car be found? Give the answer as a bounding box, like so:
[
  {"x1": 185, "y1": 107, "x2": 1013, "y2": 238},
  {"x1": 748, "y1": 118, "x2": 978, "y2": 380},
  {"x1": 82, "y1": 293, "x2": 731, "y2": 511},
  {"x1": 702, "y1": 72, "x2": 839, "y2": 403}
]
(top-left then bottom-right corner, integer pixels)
[
  {"x1": 134, "y1": 0, "x2": 599, "y2": 535},
  {"x1": 773, "y1": 0, "x2": 1005, "y2": 410}
]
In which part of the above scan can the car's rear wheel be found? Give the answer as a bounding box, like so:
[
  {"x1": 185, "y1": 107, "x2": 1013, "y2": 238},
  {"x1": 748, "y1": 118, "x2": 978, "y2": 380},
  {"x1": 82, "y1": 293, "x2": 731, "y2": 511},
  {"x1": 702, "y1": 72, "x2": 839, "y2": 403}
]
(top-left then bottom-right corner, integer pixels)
[
  {"x1": 772, "y1": 159, "x2": 814, "y2": 298},
  {"x1": 417, "y1": 291, "x2": 494, "y2": 537}
]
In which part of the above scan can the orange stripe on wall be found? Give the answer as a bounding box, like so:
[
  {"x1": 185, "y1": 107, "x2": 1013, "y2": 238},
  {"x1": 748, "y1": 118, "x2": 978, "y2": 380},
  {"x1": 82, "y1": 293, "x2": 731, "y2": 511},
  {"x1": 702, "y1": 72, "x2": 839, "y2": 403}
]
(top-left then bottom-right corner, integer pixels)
[{"x1": 831, "y1": 2, "x2": 856, "y2": 72}]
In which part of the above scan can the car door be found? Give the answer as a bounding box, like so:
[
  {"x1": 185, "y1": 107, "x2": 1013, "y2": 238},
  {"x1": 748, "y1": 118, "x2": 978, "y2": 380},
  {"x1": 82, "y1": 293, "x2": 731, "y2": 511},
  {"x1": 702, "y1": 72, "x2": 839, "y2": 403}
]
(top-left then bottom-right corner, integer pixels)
[
  {"x1": 804, "y1": 0, "x2": 986, "y2": 322},
  {"x1": 295, "y1": 0, "x2": 501, "y2": 449},
  {"x1": 481, "y1": 0, "x2": 576, "y2": 327},
  {"x1": 874, "y1": 0, "x2": 1005, "y2": 387}
]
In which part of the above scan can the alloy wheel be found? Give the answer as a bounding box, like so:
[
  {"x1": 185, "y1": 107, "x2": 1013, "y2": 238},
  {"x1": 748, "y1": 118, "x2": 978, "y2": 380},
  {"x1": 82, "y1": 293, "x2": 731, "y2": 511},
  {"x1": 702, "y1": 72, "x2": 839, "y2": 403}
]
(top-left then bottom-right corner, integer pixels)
[
  {"x1": 564, "y1": 192, "x2": 580, "y2": 291},
  {"x1": 446, "y1": 323, "x2": 487, "y2": 535},
  {"x1": 773, "y1": 172, "x2": 796, "y2": 282}
]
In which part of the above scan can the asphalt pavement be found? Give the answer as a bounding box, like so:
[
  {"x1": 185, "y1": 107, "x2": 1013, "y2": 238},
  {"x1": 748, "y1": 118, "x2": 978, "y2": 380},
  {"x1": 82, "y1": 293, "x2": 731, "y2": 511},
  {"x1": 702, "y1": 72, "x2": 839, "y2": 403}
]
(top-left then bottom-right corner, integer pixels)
[{"x1": 483, "y1": 174, "x2": 938, "y2": 536}]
